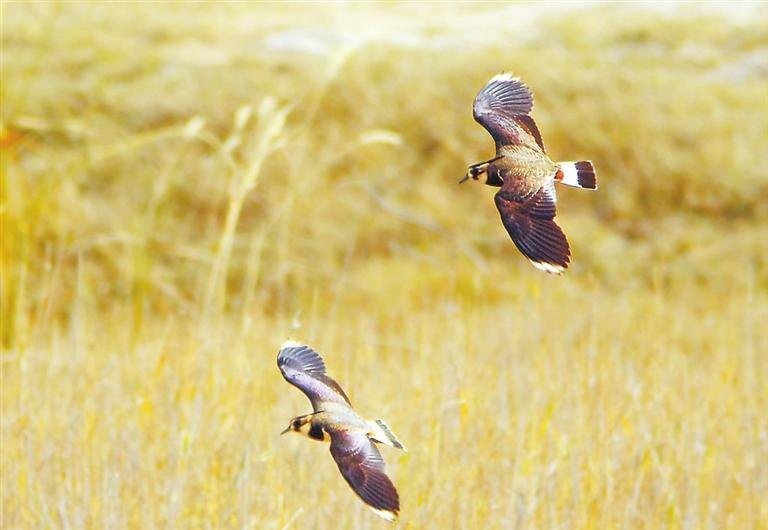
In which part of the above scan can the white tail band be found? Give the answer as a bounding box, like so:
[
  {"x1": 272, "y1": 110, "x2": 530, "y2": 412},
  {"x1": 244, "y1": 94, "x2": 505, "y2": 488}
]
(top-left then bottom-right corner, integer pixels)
[{"x1": 558, "y1": 162, "x2": 581, "y2": 187}]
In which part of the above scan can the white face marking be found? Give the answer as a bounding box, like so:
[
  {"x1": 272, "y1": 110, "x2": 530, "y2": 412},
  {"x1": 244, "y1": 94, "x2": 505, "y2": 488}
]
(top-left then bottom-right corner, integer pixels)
[
  {"x1": 297, "y1": 421, "x2": 312, "y2": 435},
  {"x1": 291, "y1": 417, "x2": 331, "y2": 442}
]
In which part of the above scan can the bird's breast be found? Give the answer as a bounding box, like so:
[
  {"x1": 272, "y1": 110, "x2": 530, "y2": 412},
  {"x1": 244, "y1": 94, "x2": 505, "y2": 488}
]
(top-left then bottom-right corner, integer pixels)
[
  {"x1": 308, "y1": 421, "x2": 331, "y2": 442},
  {"x1": 492, "y1": 154, "x2": 556, "y2": 186}
]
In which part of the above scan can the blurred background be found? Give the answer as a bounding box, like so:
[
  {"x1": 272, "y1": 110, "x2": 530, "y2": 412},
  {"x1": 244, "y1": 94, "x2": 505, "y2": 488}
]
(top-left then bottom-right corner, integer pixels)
[{"x1": 2, "y1": 2, "x2": 767, "y2": 529}]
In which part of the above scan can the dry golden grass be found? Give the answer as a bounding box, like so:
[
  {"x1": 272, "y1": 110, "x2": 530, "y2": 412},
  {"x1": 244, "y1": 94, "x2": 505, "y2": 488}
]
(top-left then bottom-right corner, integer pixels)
[{"x1": 2, "y1": 2, "x2": 767, "y2": 529}]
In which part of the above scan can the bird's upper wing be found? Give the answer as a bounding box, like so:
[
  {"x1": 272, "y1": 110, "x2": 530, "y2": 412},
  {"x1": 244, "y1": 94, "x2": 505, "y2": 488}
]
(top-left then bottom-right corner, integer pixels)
[
  {"x1": 473, "y1": 74, "x2": 546, "y2": 152},
  {"x1": 277, "y1": 341, "x2": 352, "y2": 410},
  {"x1": 494, "y1": 180, "x2": 570, "y2": 274},
  {"x1": 329, "y1": 429, "x2": 400, "y2": 522}
]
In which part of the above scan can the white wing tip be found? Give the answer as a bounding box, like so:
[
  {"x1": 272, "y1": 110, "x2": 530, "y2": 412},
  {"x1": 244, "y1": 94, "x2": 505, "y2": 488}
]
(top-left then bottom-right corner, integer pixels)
[
  {"x1": 280, "y1": 339, "x2": 305, "y2": 349},
  {"x1": 489, "y1": 72, "x2": 519, "y2": 84},
  {"x1": 370, "y1": 507, "x2": 398, "y2": 522},
  {"x1": 530, "y1": 260, "x2": 566, "y2": 275}
]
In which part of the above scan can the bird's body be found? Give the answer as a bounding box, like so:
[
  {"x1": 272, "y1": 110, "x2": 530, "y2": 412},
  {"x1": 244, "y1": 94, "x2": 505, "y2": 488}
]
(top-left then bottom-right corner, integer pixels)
[
  {"x1": 462, "y1": 73, "x2": 597, "y2": 274},
  {"x1": 486, "y1": 145, "x2": 558, "y2": 191},
  {"x1": 277, "y1": 341, "x2": 405, "y2": 523}
]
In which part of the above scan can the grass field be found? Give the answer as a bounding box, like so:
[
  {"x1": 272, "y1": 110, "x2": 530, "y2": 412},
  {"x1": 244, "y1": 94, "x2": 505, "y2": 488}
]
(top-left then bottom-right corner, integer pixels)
[{"x1": 2, "y1": 2, "x2": 767, "y2": 529}]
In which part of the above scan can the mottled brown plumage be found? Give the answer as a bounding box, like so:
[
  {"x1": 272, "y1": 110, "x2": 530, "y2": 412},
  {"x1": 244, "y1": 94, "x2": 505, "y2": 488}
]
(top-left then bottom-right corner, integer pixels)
[
  {"x1": 278, "y1": 341, "x2": 405, "y2": 522},
  {"x1": 461, "y1": 73, "x2": 597, "y2": 274}
]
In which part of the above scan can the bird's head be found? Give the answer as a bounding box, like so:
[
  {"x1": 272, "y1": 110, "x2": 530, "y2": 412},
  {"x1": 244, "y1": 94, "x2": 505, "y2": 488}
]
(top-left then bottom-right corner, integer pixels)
[
  {"x1": 281, "y1": 414, "x2": 313, "y2": 435},
  {"x1": 459, "y1": 165, "x2": 485, "y2": 184}
]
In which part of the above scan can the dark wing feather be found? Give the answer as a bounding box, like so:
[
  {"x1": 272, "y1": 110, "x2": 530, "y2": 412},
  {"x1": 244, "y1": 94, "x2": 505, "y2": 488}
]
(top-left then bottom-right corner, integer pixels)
[
  {"x1": 514, "y1": 114, "x2": 546, "y2": 152},
  {"x1": 329, "y1": 429, "x2": 400, "y2": 521},
  {"x1": 277, "y1": 342, "x2": 326, "y2": 374},
  {"x1": 473, "y1": 74, "x2": 545, "y2": 152},
  {"x1": 277, "y1": 342, "x2": 352, "y2": 409},
  {"x1": 494, "y1": 181, "x2": 570, "y2": 274},
  {"x1": 474, "y1": 74, "x2": 534, "y2": 116}
]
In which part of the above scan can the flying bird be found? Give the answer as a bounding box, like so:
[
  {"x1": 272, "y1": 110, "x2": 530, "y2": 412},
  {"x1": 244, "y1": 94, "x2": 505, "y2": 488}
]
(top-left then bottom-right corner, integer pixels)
[
  {"x1": 277, "y1": 341, "x2": 406, "y2": 522},
  {"x1": 461, "y1": 73, "x2": 597, "y2": 274}
]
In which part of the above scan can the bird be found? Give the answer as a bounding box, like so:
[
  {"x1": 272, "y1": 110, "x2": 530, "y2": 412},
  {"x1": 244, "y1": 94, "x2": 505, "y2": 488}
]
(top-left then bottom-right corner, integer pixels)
[
  {"x1": 277, "y1": 340, "x2": 406, "y2": 522},
  {"x1": 460, "y1": 73, "x2": 597, "y2": 274}
]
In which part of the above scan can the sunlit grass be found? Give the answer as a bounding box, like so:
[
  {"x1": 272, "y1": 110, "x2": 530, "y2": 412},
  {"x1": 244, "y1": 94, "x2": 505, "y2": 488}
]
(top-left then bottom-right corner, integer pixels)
[{"x1": 2, "y1": 2, "x2": 767, "y2": 529}]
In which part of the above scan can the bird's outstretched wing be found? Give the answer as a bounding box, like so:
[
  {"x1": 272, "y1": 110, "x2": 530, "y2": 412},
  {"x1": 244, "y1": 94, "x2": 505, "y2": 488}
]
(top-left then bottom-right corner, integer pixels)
[
  {"x1": 494, "y1": 180, "x2": 570, "y2": 274},
  {"x1": 473, "y1": 73, "x2": 545, "y2": 152},
  {"x1": 329, "y1": 429, "x2": 400, "y2": 522},
  {"x1": 277, "y1": 341, "x2": 351, "y2": 410}
]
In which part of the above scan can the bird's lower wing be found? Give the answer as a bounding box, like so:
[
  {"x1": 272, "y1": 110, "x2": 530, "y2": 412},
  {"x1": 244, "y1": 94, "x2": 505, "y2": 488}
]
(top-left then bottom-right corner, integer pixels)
[
  {"x1": 494, "y1": 181, "x2": 570, "y2": 274},
  {"x1": 329, "y1": 430, "x2": 400, "y2": 522}
]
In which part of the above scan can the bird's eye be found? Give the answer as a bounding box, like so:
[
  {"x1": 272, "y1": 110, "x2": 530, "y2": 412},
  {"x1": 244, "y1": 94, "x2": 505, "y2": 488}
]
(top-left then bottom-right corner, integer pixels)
[{"x1": 292, "y1": 420, "x2": 301, "y2": 429}]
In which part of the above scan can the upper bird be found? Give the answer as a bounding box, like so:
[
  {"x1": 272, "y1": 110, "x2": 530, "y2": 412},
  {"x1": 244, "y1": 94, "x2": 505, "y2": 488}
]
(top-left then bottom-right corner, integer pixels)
[
  {"x1": 277, "y1": 341, "x2": 406, "y2": 523},
  {"x1": 461, "y1": 73, "x2": 597, "y2": 274}
]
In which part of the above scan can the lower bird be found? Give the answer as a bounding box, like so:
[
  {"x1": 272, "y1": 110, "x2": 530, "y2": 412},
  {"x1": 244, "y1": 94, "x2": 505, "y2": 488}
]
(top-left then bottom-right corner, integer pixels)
[
  {"x1": 277, "y1": 340, "x2": 406, "y2": 522},
  {"x1": 461, "y1": 73, "x2": 597, "y2": 274}
]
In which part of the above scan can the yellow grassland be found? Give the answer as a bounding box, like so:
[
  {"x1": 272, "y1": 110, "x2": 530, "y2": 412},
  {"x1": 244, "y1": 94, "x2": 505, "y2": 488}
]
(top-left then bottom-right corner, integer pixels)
[{"x1": 2, "y1": 3, "x2": 767, "y2": 529}]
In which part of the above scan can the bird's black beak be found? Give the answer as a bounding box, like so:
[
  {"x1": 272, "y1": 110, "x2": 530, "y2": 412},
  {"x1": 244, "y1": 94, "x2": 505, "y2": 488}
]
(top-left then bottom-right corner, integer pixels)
[
  {"x1": 459, "y1": 173, "x2": 471, "y2": 184},
  {"x1": 280, "y1": 426, "x2": 291, "y2": 435}
]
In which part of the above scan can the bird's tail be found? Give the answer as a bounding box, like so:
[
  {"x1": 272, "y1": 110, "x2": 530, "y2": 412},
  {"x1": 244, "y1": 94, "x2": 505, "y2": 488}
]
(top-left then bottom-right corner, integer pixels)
[
  {"x1": 555, "y1": 161, "x2": 597, "y2": 190},
  {"x1": 369, "y1": 420, "x2": 407, "y2": 451}
]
